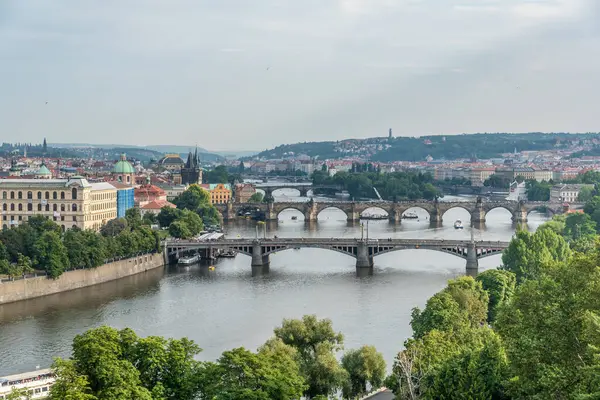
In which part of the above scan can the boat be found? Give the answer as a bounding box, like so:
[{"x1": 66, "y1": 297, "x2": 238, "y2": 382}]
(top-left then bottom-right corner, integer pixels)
[
  {"x1": 454, "y1": 220, "x2": 464, "y2": 229},
  {"x1": 219, "y1": 250, "x2": 237, "y2": 258},
  {"x1": 402, "y1": 212, "x2": 419, "y2": 219},
  {"x1": 360, "y1": 214, "x2": 387, "y2": 220},
  {"x1": 291, "y1": 216, "x2": 298, "y2": 220},
  {"x1": 208, "y1": 266, "x2": 215, "y2": 271},
  {"x1": 178, "y1": 255, "x2": 200, "y2": 264}
]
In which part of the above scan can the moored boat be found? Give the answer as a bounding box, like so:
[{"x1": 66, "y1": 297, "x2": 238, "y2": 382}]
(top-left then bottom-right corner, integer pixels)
[
  {"x1": 402, "y1": 212, "x2": 419, "y2": 219},
  {"x1": 454, "y1": 220, "x2": 464, "y2": 229},
  {"x1": 178, "y1": 255, "x2": 200, "y2": 264}
]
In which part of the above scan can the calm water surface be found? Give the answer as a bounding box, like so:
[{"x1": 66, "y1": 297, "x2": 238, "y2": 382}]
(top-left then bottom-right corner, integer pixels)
[{"x1": 0, "y1": 193, "x2": 548, "y2": 375}]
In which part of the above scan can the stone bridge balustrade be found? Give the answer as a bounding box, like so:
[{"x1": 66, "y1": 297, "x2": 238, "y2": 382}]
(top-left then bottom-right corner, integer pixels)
[{"x1": 215, "y1": 199, "x2": 570, "y2": 224}]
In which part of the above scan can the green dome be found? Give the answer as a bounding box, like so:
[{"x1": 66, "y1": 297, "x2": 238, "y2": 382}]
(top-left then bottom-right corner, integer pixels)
[
  {"x1": 36, "y1": 164, "x2": 52, "y2": 176},
  {"x1": 113, "y1": 154, "x2": 134, "y2": 174}
]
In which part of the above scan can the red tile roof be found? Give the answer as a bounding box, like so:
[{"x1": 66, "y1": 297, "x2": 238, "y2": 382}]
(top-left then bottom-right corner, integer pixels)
[{"x1": 140, "y1": 200, "x2": 175, "y2": 210}]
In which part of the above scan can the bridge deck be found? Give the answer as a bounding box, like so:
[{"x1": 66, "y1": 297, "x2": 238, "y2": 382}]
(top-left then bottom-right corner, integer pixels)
[{"x1": 167, "y1": 238, "x2": 510, "y2": 247}]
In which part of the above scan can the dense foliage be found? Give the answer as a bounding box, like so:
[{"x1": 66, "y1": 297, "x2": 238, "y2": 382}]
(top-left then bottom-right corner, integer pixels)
[
  {"x1": 385, "y1": 201, "x2": 600, "y2": 399},
  {"x1": 0, "y1": 213, "x2": 160, "y2": 279},
  {"x1": 253, "y1": 133, "x2": 588, "y2": 162},
  {"x1": 158, "y1": 184, "x2": 221, "y2": 237},
  {"x1": 47, "y1": 316, "x2": 386, "y2": 400},
  {"x1": 312, "y1": 170, "x2": 441, "y2": 201}
]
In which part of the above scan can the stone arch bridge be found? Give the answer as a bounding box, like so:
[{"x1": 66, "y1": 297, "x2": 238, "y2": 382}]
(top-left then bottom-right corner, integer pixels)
[
  {"x1": 164, "y1": 238, "x2": 509, "y2": 275},
  {"x1": 254, "y1": 183, "x2": 343, "y2": 197},
  {"x1": 215, "y1": 199, "x2": 567, "y2": 223}
]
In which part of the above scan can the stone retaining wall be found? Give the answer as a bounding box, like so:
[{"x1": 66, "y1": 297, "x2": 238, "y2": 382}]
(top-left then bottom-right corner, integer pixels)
[{"x1": 0, "y1": 254, "x2": 164, "y2": 305}]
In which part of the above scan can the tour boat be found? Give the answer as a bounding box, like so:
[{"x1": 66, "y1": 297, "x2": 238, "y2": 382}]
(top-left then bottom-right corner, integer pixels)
[
  {"x1": 219, "y1": 250, "x2": 237, "y2": 258},
  {"x1": 361, "y1": 213, "x2": 387, "y2": 220},
  {"x1": 178, "y1": 255, "x2": 200, "y2": 265},
  {"x1": 402, "y1": 212, "x2": 419, "y2": 219},
  {"x1": 454, "y1": 220, "x2": 464, "y2": 229}
]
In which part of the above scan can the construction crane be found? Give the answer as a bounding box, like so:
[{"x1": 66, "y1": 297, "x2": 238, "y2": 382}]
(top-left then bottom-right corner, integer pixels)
[{"x1": 373, "y1": 187, "x2": 383, "y2": 201}]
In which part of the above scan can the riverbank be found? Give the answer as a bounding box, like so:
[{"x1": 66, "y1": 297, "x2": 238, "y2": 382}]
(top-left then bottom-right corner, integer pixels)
[{"x1": 0, "y1": 253, "x2": 164, "y2": 305}]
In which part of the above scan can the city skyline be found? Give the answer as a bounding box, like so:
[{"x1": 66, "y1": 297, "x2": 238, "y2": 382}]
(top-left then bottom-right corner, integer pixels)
[{"x1": 2, "y1": 0, "x2": 600, "y2": 151}]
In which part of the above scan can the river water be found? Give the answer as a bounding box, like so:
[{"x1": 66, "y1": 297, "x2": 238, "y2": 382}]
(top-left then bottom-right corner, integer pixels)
[{"x1": 0, "y1": 193, "x2": 548, "y2": 375}]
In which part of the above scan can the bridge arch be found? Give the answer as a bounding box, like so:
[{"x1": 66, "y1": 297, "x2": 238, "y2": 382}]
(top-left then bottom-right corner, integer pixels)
[
  {"x1": 400, "y1": 206, "x2": 432, "y2": 220},
  {"x1": 360, "y1": 206, "x2": 389, "y2": 218},
  {"x1": 440, "y1": 205, "x2": 473, "y2": 221},
  {"x1": 484, "y1": 206, "x2": 514, "y2": 222},
  {"x1": 316, "y1": 206, "x2": 351, "y2": 221},
  {"x1": 276, "y1": 206, "x2": 307, "y2": 220}
]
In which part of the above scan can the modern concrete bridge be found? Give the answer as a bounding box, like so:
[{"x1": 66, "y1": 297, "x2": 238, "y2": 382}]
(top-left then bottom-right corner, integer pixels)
[
  {"x1": 216, "y1": 198, "x2": 567, "y2": 223},
  {"x1": 164, "y1": 237, "x2": 509, "y2": 275}
]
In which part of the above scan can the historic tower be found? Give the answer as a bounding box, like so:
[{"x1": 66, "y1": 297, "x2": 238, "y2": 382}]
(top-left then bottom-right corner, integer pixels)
[{"x1": 181, "y1": 148, "x2": 202, "y2": 185}]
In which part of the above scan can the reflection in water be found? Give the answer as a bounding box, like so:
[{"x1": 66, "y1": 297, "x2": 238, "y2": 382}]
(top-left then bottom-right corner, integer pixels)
[{"x1": 0, "y1": 191, "x2": 550, "y2": 375}]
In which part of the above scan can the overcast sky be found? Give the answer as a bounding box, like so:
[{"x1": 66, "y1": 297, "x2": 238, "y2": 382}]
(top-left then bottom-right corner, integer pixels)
[{"x1": 1, "y1": 0, "x2": 599, "y2": 151}]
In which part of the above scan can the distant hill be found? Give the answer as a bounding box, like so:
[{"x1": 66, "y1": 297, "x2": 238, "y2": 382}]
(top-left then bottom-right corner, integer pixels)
[
  {"x1": 251, "y1": 133, "x2": 600, "y2": 162},
  {"x1": 52, "y1": 143, "x2": 224, "y2": 162}
]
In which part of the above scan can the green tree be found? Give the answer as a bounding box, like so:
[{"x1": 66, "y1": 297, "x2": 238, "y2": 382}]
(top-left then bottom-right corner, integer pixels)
[
  {"x1": 483, "y1": 174, "x2": 509, "y2": 188},
  {"x1": 341, "y1": 345, "x2": 386, "y2": 399},
  {"x1": 69, "y1": 327, "x2": 153, "y2": 400},
  {"x1": 174, "y1": 184, "x2": 210, "y2": 211},
  {"x1": 100, "y1": 218, "x2": 128, "y2": 237},
  {"x1": 49, "y1": 358, "x2": 97, "y2": 400},
  {"x1": 199, "y1": 346, "x2": 306, "y2": 400},
  {"x1": 500, "y1": 227, "x2": 571, "y2": 282},
  {"x1": 584, "y1": 196, "x2": 600, "y2": 231},
  {"x1": 179, "y1": 210, "x2": 203, "y2": 236},
  {"x1": 421, "y1": 328, "x2": 507, "y2": 400},
  {"x1": 169, "y1": 220, "x2": 192, "y2": 239},
  {"x1": 411, "y1": 277, "x2": 488, "y2": 340},
  {"x1": 34, "y1": 231, "x2": 69, "y2": 278},
  {"x1": 564, "y1": 212, "x2": 597, "y2": 241},
  {"x1": 204, "y1": 165, "x2": 229, "y2": 184},
  {"x1": 157, "y1": 207, "x2": 182, "y2": 228},
  {"x1": 274, "y1": 315, "x2": 347, "y2": 399},
  {"x1": 248, "y1": 192, "x2": 265, "y2": 203},
  {"x1": 125, "y1": 208, "x2": 142, "y2": 229},
  {"x1": 476, "y1": 269, "x2": 516, "y2": 323},
  {"x1": 578, "y1": 186, "x2": 595, "y2": 202},
  {"x1": 496, "y1": 249, "x2": 600, "y2": 398},
  {"x1": 142, "y1": 212, "x2": 158, "y2": 226},
  {"x1": 526, "y1": 180, "x2": 551, "y2": 201}
]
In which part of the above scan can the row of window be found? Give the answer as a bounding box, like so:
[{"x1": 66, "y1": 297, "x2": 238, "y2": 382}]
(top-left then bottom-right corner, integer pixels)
[
  {"x1": 92, "y1": 203, "x2": 114, "y2": 211},
  {"x1": 90, "y1": 212, "x2": 116, "y2": 221},
  {"x1": 92, "y1": 193, "x2": 115, "y2": 201},
  {"x1": 2, "y1": 203, "x2": 78, "y2": 212},
  {"x1": 1, "y1": 188, "x2": 78, "y2": 200},
  {"x1": 3, "y1": 215, "x2": 77, "y2": 222}
]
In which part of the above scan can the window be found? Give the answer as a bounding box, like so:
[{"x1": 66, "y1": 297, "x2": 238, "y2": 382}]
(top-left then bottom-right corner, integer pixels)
[
  {"x1": 10, "y1": 204, "x2": 14, "y2": 211},
  {"x1": 72, "y1": 203, "x2": 77, "y2": 212},
  {"x1": 61, "y1": 216, "x2": 65, "y2": 221},
  {"x1": 72, "y1": 188, "x2": 78, "y2": 199},
  {"x1": 2, "y1": 216, "x2": 5, "y2": 220},
  {"x1": 2, "y1": 204, "x2": 5, "y2": 211},
  {"x1": 18, "y1": 191, "x2": 22, "y2": 199},
  {"x1": 61, "y1": 191, "x2": 65, "y2": 199},
  {"x1": 1, "y1": 191, "x2": 5, "y2": 199},
  {"x1": 27, "y1": 191, "x2": 32, "y2": 199},
  {"x1": 53, "y1": 204, "x2": 57, "y2": 212},
  {"x1": 61, "y1": 204, "x2": 65, "y2": 212},
  {"x1": 45, "y1": 191, "x2": 49, "y2": 200},
  {"x1": 38, "y1": 204, "x2": 42, "y2": 211},
  {"x1": 73, "y1": 216, "x2": 77, "y2": 221},
  {"x1": 10, "y1": 191, "x2": 14, "y2": 199},
  {"x1": 45, "y1": 204, "x2": 50, "y2": 212},
  {"x1": 37, "y1": 191, "x2": 42, "y2": 199},
  {"x1": 53, "y1": 191, "x2": 57, "y2": 200},
  {"x1": 18, "y1": 216, "x2": 22, "y2": 221},
  {"x1": 27, "y1": 203, "x2": 32, "y2": 211},
  {"x1": 18, "y1": 204, "x2": 22, "y2": 211}
]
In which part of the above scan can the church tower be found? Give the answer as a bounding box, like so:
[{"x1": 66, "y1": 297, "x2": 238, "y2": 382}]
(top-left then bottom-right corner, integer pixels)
[{"x1": 180, "y1": 148, "x2": 202, "y2": 185}]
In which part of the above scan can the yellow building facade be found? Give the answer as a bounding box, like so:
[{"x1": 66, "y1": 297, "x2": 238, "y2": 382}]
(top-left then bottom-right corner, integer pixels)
[
  {"x1": 0, "y1": 178, "x2": 117, "y2": 231},
  {"x1": 201, "y1": 183, "x2": 232, "y2": 204}
]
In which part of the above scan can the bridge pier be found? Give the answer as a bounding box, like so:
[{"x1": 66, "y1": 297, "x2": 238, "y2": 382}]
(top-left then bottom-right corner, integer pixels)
[
  {"x1": 265, "y1": 203, "x2": 278, "y2": 222},
  {"x1": 251, "y1": 242, "x2": 270, "y2": 268},
  {"x1": 465, "y1": 242, "x2": 478, "y2": 277},
  {"x1": 356, "y1": 241, "x2": 374, "y2": 271},
  {"x1": 389, "y1": 209, "x2": 402, "y2": 224},
  {"x1": 512, "y1": 210, "x2": 528, "y2": 223},
  {"x1": 299, "y1": 188, "x2": 309, "y2": 197},
  {"x1": 471, "y1": 209, "x2": 486, "y2": 224},
  {"x1": 346, "y1": 210, "x2": 360, "y2": 222}
]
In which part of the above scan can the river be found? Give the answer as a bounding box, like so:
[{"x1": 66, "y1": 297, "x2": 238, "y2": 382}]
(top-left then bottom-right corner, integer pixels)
[{"x1": 0, "y1": 193, "x2": 548, "y2": 375}]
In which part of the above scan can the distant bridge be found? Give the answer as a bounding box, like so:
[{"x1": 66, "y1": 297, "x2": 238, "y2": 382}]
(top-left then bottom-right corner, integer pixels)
[
  {"x1": 216, "y1": 198, "x2": 570, "y2": 223},
  {"x1": 164, "y1": 237, "x2": 510, "y2": 275},
  {"x1": 253, "y1": 183, "x2": 343, "y2": 197}
]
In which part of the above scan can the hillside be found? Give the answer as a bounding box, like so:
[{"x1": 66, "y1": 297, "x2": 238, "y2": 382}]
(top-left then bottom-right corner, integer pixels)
[{"x1": 252, "y1": 133, "x2": 600, "y2": 161}]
